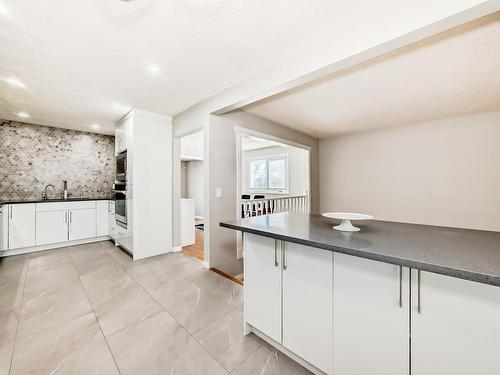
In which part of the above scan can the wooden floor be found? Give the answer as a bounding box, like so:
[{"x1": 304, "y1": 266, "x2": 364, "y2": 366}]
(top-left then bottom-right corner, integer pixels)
[{"x1": 182, "y1": 222, "x2": 204, "y2": 262}]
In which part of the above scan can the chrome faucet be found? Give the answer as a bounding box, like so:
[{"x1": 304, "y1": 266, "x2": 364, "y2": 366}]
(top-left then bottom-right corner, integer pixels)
[
  {"x1": 63, "y1": 180, "x2": 68, "y2": 199},
  {"x1": 43, "y1": 184, "x2": 55, "y2": 200}
]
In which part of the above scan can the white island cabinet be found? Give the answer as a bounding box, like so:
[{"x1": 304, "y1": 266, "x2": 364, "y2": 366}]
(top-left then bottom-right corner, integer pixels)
[
  {"x1": 245, "y1": 234, "x2": 282, "y2": 342},
  {"x1": 333, "y1": 253, "x2": 409, "y2": 375},
  {"x1": 411, "y1": 270, "x2": 500, "y2": 375},
  {"x1": 244, "y1": 233, "x2": 333, "y2": 374}
]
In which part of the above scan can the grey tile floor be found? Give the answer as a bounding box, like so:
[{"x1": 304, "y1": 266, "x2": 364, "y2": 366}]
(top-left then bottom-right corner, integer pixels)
[{"x1": 0, "y1": 241, "x2": 312, "y2": 375}]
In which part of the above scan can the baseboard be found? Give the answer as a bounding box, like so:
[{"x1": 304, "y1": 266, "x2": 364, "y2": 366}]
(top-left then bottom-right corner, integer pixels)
[
  {"x1": 250, "y1": 327, "x2": 326, "y2": 375},
  {"x1": 209, "y1": 267, "x2": 243, "y2": 285},
  {"x1": 0, "y1": 236, "x2": 112, "y2": 257}
]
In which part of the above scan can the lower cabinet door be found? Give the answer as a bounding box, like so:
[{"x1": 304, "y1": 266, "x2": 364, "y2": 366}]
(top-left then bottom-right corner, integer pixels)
[
  {"x1": 36, "y1": 211, "x2": 68, "y2": 245},
  {"x1": 333, "y1": 253, "x2": 409, "y2": 375},
  {"x1": 282, "y1": 242, "x2": 333, "y2": 374},
  {"x1": 8, "y1": 204, "x2": 36, "y2": 249},
  {"x1": 69, "y1": 209, "x2": 97, "y2": 241},
  {"x1": 244, "y1": 233, "x2": 282, "y2": 343},
  {"x1": 411, "y1": 270, "x2": 500, "y2": 375}
]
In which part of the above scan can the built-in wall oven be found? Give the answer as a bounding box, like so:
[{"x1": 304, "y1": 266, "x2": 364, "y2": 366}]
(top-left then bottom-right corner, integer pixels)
[
  {"x1": 114, "y1": 185, "x2": 127, "y2": 228},
  {"x1": 116, "y1": 150, "x2": 127, "y2": 181},
  {"x1": 114, "y1": 150, "x2": 128, "y2": 229}
]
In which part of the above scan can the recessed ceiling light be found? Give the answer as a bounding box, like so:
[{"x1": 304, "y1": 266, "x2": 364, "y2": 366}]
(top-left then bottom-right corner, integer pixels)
[
  {"x1": 2, "y1": 77, "x2": 26, "y2": 89},
  {"x1": 147, "y1": 63, "x2": 162, "y2": 74},
  {"x1": 90, "y1": 124, "x2": 100, "y2": 130},
  {"x1": 0, "y1": 3, "x2": 10, "y2": 17},
  {"x1": 18, "y1": 112, "x2": 30, "y2": 118}
]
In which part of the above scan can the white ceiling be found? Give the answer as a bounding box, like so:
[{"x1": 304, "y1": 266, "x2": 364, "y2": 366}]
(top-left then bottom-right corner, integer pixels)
[
  {"x1": 0, "y1": 0, "x2": 403, "y2": 135},
  {"x1": 244, "y1": 13, "x2": 500, "y2": 138}
]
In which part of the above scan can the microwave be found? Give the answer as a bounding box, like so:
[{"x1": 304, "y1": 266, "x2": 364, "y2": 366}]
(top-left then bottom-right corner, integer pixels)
[{"x1": 116, "y1": 150, "x2": 127, "y2": 181}]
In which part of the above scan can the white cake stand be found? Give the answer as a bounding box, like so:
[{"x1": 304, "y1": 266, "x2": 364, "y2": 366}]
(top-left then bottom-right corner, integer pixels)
[{"x1": 322, "y1": 212, "x2": 373, "y2": 232}]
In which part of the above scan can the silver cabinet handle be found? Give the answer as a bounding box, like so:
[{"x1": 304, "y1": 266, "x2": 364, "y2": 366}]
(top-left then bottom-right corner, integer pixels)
[
  {"x1": 282, "y1": 242, "x2": 287, "y2": 270},
  {"x1": 69, "y1": 211, "x2": 72, "y2": 223},
  {"x1": 399, "y1": 266, "x2": 403, "y2": 308},
  {"x1": 417, "y1": 270, "x2": 422, "y2": 314},
  {"x1": 65, "y1": 212, "x2": 67, "y2": 223},
  {"x1": 274, "y1": 240, "x2": 279, "y2": 267},
  {"x1": 10, "y1": 206, "x2": 12, "y2": 219}
]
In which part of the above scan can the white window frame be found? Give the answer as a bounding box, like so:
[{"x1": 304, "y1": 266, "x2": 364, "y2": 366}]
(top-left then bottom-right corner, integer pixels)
[{"x1": 248, "y1": 154, "x2": 289, "y2": 194}]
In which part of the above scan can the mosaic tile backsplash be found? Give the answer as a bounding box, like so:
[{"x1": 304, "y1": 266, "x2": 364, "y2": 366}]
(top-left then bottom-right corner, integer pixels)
[{"x1": 0, "y1": 119, "x2": 115, "y2": 201}]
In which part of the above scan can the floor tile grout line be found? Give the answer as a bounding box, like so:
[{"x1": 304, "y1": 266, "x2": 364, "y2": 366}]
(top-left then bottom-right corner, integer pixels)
[
  {"x1": 108, "y1": 245, "x2": 237, "y2": 372},
  {"x1": 189, "y1": 305, "x2": 261, "y2": 374},
  {"x1": 7, "y1": 256, "x2": 29, "y2": 375},
  {"x1": 68, "y1": 247, "x2": 123, "y2": 375}
]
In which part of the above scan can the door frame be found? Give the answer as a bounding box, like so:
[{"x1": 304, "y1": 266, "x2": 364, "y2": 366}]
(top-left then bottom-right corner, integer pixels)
[{"x1": 234, "y1": 126, "x2": 311, "y2": 257}]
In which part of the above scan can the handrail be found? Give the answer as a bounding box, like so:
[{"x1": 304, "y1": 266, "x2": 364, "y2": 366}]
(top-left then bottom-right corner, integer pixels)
[{"x1": 241, "y1": 194, "x2": 308, "y2": 218}]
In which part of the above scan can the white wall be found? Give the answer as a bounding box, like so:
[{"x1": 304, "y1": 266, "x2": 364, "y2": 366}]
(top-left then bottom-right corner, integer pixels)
[
  {"x1": 208, "y1": 110, "x2": 319, "y2": 276},
  {"x1": 131, "y1": 110, "x2": 173, "y2": 259},
  {"x1": 186, "y1": 160, "x2": 204, "y2": 218},
  {"x1": 319, "y1": 111, "x2": 500, "y2": 232},
  {"x1": 241, "y1": 145, "x2": 309, "y2": 197}
]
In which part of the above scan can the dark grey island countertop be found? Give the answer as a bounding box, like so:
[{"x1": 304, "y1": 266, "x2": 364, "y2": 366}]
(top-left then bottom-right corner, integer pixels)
[
  {"x1": 0, "y1": 197, "x2": 113, "y2": 205},
  {"x1": 220, "y1": 212, "x2": 500, "y2": 287}
]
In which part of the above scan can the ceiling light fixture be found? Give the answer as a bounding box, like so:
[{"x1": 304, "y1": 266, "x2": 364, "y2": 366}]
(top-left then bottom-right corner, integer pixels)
[
  {"x1": 0, "y1": 3, "x2": 10, "y2": 17},
  {"x1": 2, "y1": 77, "x2": 26, "y2": 89},
  {"x1": 147, "y1": 63, "x2": 162, "y2": 74},
  {"x1": 18, "y1": 112, "x2": 30, "y2": 118}
]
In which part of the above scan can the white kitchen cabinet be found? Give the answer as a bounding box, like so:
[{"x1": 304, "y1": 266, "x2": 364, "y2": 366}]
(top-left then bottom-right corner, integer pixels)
[
  {"x1": 69, "y1": 209, "x2": 96, "y2": 241},
  {"x1": 96, "y1": 201, "x2": 109, "y2": 237},
  {"x1": 108, "y1": 201, "x2": 117, "y2": 240},
  {"x1": 36, "y1": 210, "x2": 68, "y2": 245},
  {"x1": 244, "y1": 233, "x2": 282, "y2": 343},
  {"x1": 333, "y1": 253, "x2": 409, "y2": 375},
  {"x1": 411, "y1": 270, "x2": 500, "y2": 375},
  {"x1": 115, "y1": 115, "x2": 130, "y2": 154},
  {"x1": 8, "y1": 204, "x2": 36, "y2": 249},
  {"x1": 282, "y1": 242, "x2": 333, "y2": 374}
]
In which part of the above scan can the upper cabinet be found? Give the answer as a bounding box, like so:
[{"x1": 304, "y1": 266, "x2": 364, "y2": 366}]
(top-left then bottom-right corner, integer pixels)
[{"x1": 115, "y1": 114, "x2": 132, "y2": 154}]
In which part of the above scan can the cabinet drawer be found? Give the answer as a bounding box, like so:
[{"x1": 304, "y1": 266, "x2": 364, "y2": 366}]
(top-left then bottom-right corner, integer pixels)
[{"x1": 36, "y1": 201, "x2": 97, "y2": 212}]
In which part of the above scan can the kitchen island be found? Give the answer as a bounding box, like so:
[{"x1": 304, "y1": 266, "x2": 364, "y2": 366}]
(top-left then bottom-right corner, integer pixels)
[{"x1": 220, "y1": 212, "x2": 500, "y2": 375}]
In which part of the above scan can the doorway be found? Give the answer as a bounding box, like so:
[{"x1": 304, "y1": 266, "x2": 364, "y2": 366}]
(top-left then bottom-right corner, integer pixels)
[{"x1": 179, "y1": 130, "x2": 205, "y2": 262}]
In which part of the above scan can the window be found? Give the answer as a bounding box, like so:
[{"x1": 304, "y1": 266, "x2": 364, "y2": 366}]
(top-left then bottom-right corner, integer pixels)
[{"x1": 249, "y1": 155, "x2": 288, "y2": 193}]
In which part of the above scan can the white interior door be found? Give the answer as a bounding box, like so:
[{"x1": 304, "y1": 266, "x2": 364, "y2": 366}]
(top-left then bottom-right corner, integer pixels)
[
  {"x1": 333, "y1": 253, "x2": 409, "y2": 375},
  {"x1": 69, "y1": 209, "x2": 97, "y2": 241},
  {"x1": 8, "y1": 204, "x2": 36, "y2": 249},
  {"x1": 36, "y1": 210, "x2": 68, "y2": 245},
  {"x1": 244, "y1": 233, "x2": 282, "y2": 342},
  {"x1": 282, "y1": 242, "x2": 333, "y2": 374},
  {"x1": 411, "y1": 270, "x2": 500, "y2": 375}
]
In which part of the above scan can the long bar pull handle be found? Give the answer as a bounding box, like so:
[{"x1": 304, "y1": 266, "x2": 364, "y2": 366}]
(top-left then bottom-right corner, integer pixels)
[
  {"x1": 417, "y1": 270, "x2": 422, "y2": 314},
  {"x1": 282, "y1": 242, "x2": 287, "y2": 270},
  {"x1": 274, "y1": 240, "x2": 279, "y2": 267},
  {"x1": 69, "y1": 211, "x2": 72, "y2": 223},
  {"x1": 10, "y1": 206, "x2": 12, "y2": 219},
  {"x1": 399, "y1": 266, "x2": 403, "y2": 308},
  {"x1": 65, "y1": 212, "x2": 67, "y2": 223}
]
